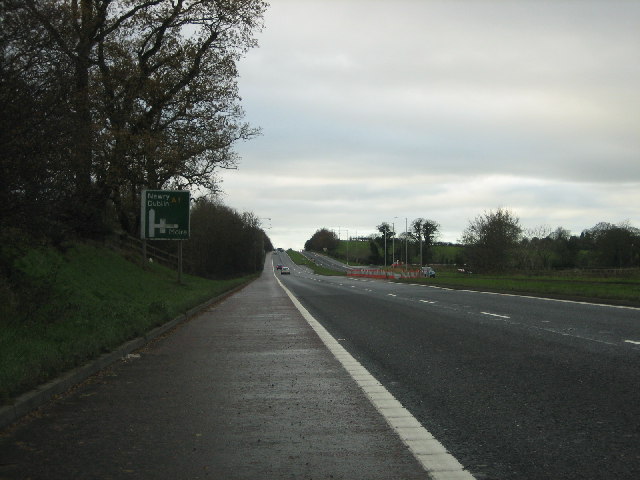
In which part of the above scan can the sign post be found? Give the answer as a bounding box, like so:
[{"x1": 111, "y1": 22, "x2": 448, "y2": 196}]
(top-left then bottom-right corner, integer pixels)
[{"x1": 141, "y1": 190, "x2": 190, "y2": 282}]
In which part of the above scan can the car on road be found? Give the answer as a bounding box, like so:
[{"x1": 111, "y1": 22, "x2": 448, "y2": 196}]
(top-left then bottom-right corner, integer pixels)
[
  {"x1": 276, "y1": 264, "x2": 283, "y2": 270},
  {"x1": 280, "y1": 266, "x2": 290, "y2": 275},
  {"x1": 422, "y1": 266, "x2": 436, "y2": 278}
]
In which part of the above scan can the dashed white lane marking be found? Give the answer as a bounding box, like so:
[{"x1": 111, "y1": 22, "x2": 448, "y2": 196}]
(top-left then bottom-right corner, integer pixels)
[
  {"x1": 420, "y1": 284, "x2": 640, "y2": 311},
  {"x1": 481, "y1": 312, "x2": 510, "y2": 319},
  {"x1": 388, "y1": 293, "x2": 397, "y2": 297},
  {"x1": 481, "y1": 311, "x2": 621, "y2": 347},
  {"x1": 625, "y1": 340, "x2": 640, "y2": 345},
  {"x1": 275, "y1": 273, "x2": 475, "y2": 480}
]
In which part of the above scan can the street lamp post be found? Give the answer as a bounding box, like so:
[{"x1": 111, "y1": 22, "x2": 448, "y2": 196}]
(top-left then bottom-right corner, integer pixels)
[
  {"x1": 384, "y1": 225, "x2": 387, "y2": 268},
  {"x1": 393, "y1": 223, "x2": 395, "y2": 264},
  {"x1": 393, "y1": 217, "x2": 398, "y2": 265},
  {"x1": 405, "y1": 217, "x2": 408, "y2": 270},
  {"x1": 345, "y1": 229, "x2": 349, "y2": 266}
]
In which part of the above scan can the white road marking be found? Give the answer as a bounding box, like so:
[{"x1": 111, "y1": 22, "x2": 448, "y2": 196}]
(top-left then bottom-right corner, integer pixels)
[
  {"x1": 274, "y1": 272, "x2": 475, "y2": 479},
  {"x1": 388, "y1": 293, "x2": 397, "y2": 297},
  {"x1": 420, "y1": 300, "x2": 436, "y2": 304},
  {"x1": 481, "y1": 312, "x2": 620, "y2": 347},
  {"x1": 624, "y1": 340, "x2": 640, "y2": 345},
  {"x1": 481, "y1": 312, "x2": 510, "y2": 319},
  {"x1": 418, "y1": 285, "x2": 640, "y2": 311}
]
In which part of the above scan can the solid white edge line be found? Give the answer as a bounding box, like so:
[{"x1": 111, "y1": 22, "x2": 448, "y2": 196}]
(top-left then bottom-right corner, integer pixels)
[{"x1": 274, "y1": 271, "x2": 475, "y2": 479}]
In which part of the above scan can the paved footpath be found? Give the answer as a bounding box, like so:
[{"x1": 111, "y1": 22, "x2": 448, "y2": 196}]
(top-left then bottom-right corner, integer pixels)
[{"x1": 0, "y1": 268, "x2": 431, "y2": 479}]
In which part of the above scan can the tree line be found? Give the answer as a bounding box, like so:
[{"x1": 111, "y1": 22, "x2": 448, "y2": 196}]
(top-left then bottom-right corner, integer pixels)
[
  {"x1": 461, "y1": 209, "x2": 639, "y2": 272},
  {"x1": 1, "y1": 1, "x2": 271, "y2": 277},
  {"x1": 305, "y1": 210, "x2": 640, "y2": 273},
  {"x1": 1, "y1": 0, "x2": 267, "y2": 238},
  {"x1": 184, "y1": 197, "x2": 272, "y2": 278}
]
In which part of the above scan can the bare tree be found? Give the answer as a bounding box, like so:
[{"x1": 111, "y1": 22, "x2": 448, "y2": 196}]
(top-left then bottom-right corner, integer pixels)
[
  {"x1": 582, "y1": 221, "x2": 640, "y2": 268},
  {"x1": 1, "y1": 2, "x2": 78, "y2": 235},
  {"x1": 185, "y1": 196, "x2": 271, "y2": 277},
  {"x1": 411, "y1": 218, "x2": 440, "y2": 266},
  {"x1": 304, "y1": 228, "x2": 339, "y2": 253},
  {"x1": 10, "y1": 0, "x2": 267, "y2": 235},
  {"x1": 461, "y1": 208, "x2": 522, "y2": 272},
  {"x1": 517, "y1": 225, "x2": 552, "y2": 270},
  {"x1": 376, "y1": 222, "x2": 395, "y2": 266}
]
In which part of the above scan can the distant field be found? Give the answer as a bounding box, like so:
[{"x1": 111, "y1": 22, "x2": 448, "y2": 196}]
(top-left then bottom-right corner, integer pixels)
[{"x1": 333, "y1": 240, "x2": 370, "y2": 265}]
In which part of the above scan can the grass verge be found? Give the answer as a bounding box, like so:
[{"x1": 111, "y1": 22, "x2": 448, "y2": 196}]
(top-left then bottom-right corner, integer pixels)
[
  {"x1": 398, "y1": 271, "x2": 640, "y2": 306},
  {"x1": 0, "y1": 242, "x2": 255, "y2": 405}
]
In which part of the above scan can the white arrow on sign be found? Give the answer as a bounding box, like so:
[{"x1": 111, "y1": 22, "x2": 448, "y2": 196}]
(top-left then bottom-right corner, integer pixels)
[{"x1": 148, "y1": 209, "x2": 178, "y2": 238}]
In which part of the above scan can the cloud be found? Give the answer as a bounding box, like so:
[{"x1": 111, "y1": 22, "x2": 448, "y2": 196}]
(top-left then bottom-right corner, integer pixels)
[{"x1": 226, "y1": 0, "x2": 640, "y2": 249}]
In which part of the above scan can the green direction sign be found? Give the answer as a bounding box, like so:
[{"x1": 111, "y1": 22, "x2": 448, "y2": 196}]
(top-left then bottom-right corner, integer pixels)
[{"x1": 141, "y1": 190, "x2": 190, "y2": 240}]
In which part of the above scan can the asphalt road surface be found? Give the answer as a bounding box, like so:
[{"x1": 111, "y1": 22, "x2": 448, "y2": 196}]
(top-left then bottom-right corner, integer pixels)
[
  {"x1": 274, "y1": 251, "x2": 640, "y2": 479},
  {"x1": 1, "y1": 265, "x2": 431, "y2": 480},
  {"x1": 300, "y1": 250, "x2": 354, "y2": 272}
]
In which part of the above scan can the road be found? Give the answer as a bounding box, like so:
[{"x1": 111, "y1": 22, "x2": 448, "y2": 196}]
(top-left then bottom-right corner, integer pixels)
[
  {"x1": 0, "y1": 265, "x2": 431, "y2": 479},
  {"x1": 273, "y1": 251, "x2": 640, "y2": 479},
  {"x1": 300, "y1": 250, "x2": 355, "y2": 272}
]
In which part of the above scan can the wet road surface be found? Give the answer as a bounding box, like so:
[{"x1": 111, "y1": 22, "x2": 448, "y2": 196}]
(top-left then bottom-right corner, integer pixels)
[{"x1": 0, "y1": 266, "x2": 430, "y2": 479}]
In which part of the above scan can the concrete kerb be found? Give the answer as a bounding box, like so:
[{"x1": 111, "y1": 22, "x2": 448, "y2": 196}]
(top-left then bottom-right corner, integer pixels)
[{"x1": 0, "y1": 280, "x2": 252, "y2": 431}]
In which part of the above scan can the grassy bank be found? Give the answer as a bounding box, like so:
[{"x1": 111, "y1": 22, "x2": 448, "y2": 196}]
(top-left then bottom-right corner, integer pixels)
[
  {"x1": 0, "y1": 242, "x2": 255, "y2": 404},
  {"x1": 333, "y1": 240, "x2": 369, "y2": 265},
  {"x1": 399, "y1": 271, "x2": 640, "y2": 306}
]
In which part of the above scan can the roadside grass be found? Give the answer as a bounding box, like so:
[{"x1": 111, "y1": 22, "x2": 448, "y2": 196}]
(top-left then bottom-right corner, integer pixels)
[
  {"x1": 286, "y1": 249, "x2": 346, "y2": 276},
  {"x1": 400, "y1": 271, "x2": 640, "y2": 305},
  {"x1": 304, "y1": 244, "x2": 639, "y2": 305},
  {"x1": 0, "y1": 242, "x2": 255, "y2": 404},
  {"x1": 333, "y1": 241, "x2": 370, "y2": 265}
]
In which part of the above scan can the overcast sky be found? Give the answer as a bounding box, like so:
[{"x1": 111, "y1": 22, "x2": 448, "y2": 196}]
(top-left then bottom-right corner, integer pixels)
[{"x1": 220, "y1": 0, "x2": 639, "y2": 250}]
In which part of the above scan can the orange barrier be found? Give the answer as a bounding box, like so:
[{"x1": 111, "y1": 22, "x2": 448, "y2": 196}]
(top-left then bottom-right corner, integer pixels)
[{"x1": 347, "y1": 268, "x2": 422, "y2": 280}]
